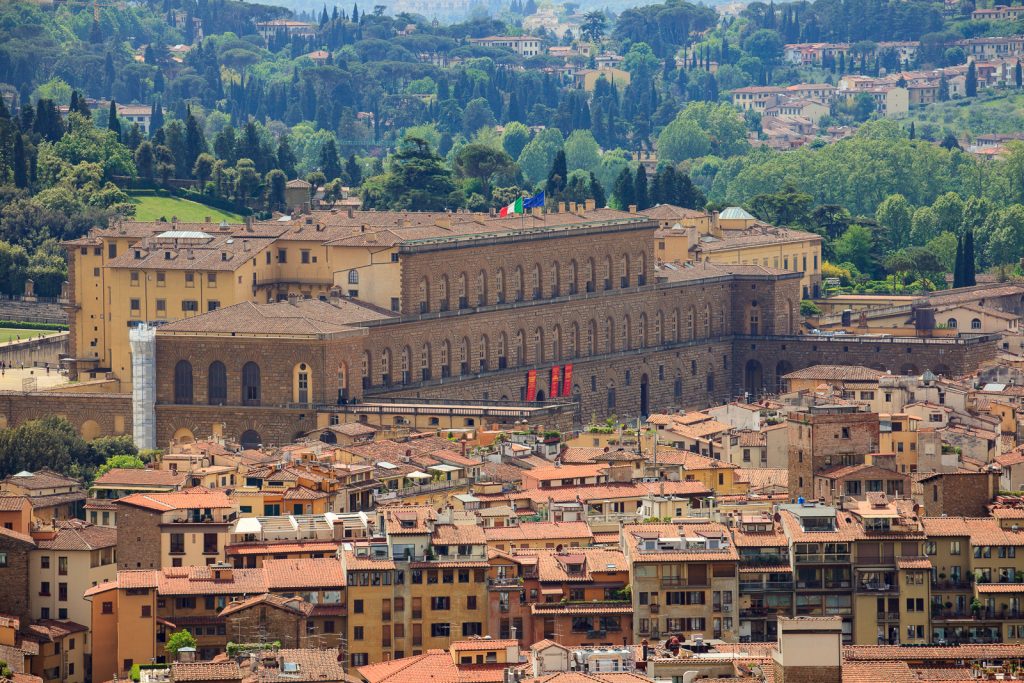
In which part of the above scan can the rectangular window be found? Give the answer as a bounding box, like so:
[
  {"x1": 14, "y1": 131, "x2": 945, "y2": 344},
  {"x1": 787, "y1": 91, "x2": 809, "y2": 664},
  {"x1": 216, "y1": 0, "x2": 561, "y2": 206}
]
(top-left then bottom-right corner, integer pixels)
[
  {"x1": 185, "y1": 272, "x2": 195, "y2": 287},
  {"x1": 301, "y1": 250, "x2": 310, "y2": 264},
  {"x1": 207, "y1": 273, "x2": 216, "y2": 287},
  {"x1": 130, "y1": 271, "x2": 140, "y2": 286},
  {"x1": 430, "y1": 623, "x2": 451, "y2": 637},
  {"x1": 108, "y1": 243, "x2": 117, "y2": 259},
  {"x1": 156, "y1": 299, "x2": 166, "y2": 316},
  {"x1": 278, "y1": 249, "x2": 287, "y2": 263},
  {"x1": 130, "y1": 299, "x2": 141, "y2": 315},
  {"x1": 353, "y1": 626, "x2": 363, "y2": 640},
  {"x1": 156, "y1": 272, "x2": 166, "y2": 287},
  {"x1": 58, "y1": 557, "x2": 69, "y2": 575},
  {"x1": 182, "y1": 300, "x2": 198, "y2": 312},
  {"x1": 208, "y1": 300, "x2": 220, "y2": 311},
  {"x1": 58, "y1": 583, "x2": 68, "y2": 601},
  {"x1": 41, "y1": 556, "x2": 49, "y2": 569}
]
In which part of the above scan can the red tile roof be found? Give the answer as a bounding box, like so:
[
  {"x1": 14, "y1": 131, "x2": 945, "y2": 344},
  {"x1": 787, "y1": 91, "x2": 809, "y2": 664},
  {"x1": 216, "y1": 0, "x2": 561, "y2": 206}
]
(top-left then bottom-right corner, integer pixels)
[
  {"x1": 262, "y1": 558, "x2": 345, "y2": 589},
  {"x1": 117, "y1": 487, "x2": 233, "y2": 511}
]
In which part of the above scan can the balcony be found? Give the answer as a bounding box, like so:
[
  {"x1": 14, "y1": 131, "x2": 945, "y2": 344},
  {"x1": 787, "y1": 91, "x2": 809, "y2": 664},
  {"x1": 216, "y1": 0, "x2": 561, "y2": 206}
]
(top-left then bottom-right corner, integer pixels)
[
  {"x1": 857, "y1": 582, "x2": 896, "y2": 593},
  {"x1": 660, "y1": 577, "x2": 709, "y2": 588},
  {"x1": 488, "y1": 578, "x2": 523, "y2": 590},
  {"x1": 794, "y1": 553, "x2": 851, "y2": 563},
  {"x1": 931, "y1": 579, "x2": 972, "y2": 591},
  {"x1": 876, "y1": 612, "x2": 900, "y2": 621},
  {"x1": 739, "y1": 580, "x2": 795, "y2": 592},
  {"x1": 648, "y1": 604, "x2": 659, "y2": 613},
  {"x1": 740, "y1": 555, "x2": 790, "y2": 566}
]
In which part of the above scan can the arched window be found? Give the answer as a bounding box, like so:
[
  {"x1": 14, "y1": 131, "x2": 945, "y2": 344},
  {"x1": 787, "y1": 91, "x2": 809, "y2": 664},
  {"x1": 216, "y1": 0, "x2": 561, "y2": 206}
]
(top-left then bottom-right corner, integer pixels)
[
  {"x1": 400, "y1": 347, "x2": 411, "y2": 384},
  {"x1": 294, "y1": 362, "x2": 311, "y2": 403},
  {"x1": 568, "y1": 260, "x2": 578, "y2": 295},
  {"x1": 703, "y1": 305, "x2": 711, "y2": 337},
  {"x1": 638, "y1": 313, "x2": 647, "y2": 347},
  {"x1": 208, "y1": 361, "x2": 227, "y2": 405},
  {"x1": 586, "y1": 257, "x2": 596, "y2": 293},
  {"x1": 380, "y1": 348, "x2": 392, "y2": 385},
  {"x1": 688, "y1": 307, "x2": 695, "y2": 339},
  {"x1": 620, "y1": 253, "x2": 630, "y2": 288},
  {"x1": 421, "y1": 343, "x2": 432, "y2": 381},
  {"x1": 623, "y1": 315, "x2": 632, "y2": 350},
  {"x1": 532, "y1": 263, "x2": 543, "y2": 300},
  {"x1": 347, "y1": 269, "x2": 359, "y2": 284},
  {"x1": 638, "y1": 252, "x2": 648, "y2": 285},
  {"x1": 655, "y1": 310, "x2": 664, "y2": 344},
  {"x1": 971, "y1": 318, "x2": 982, "y2": 329},
  {"x1": 586, "y1": 320, "x2": 596, "y2": 356},
  {"x1": 477, "y1": 269, "x2": 488, "y2": 306},
  {"x1": 605, "y1": 317, "x2": 615, "y2": 353},
  {"x1": 419, "y1": 277, "x2": 430, "y2": 313},
  {"x1": 514, "y1": 266, "x2": 524, "y2": 301},
  {"x1": 604, "y1": 255, "x2": 614, "y2": 291},
  {"x1": 947, "y1": 318, "x2": 958, "y2": 329},
  {"x1": 440, "y1": 340, "x2": 451, "y2": 378},
  {"x1": 361, "y1": 351, "x2": 372, "y2": 390},
  {"x1": 607, "y1": 382, "x2": 616, "y2": 411},
  {"x1": 496, "y1": 269, "x2": 506, "y2": 304},
  {"x1": 498, "y1": 332, "x2": 508, "y2": 369},
  {"x1": 569, "y1": 322, "x2": 579, "y2": 358},
  {"x1": 671, "y1": 309, "x2": 680, "y2": 342},
  {"x1": 479, "y1": 335, "x2": 490, "y2": 371},
  {"x1": 459, "y1": 337, "x2": 470, "y2": 375},
  {"x1": 552, "y1": 324, "x2": 562, "y2": 361},
  {"x1": 552, "y1": 261, "x2": 561, "y2": 297},
  {"x1": 242, "y1": 362, "x2": 261, "y2": 406},
  {"x1": 439, "y1": 275, "x2": 450, "y2": 312},
  {"x1": 174, "y1": 360, "x2": 193, "y2": 405},
  {"x1": 514, "y1": 330, "x2": 525, "y2": 366},
  {"x1": 457, "y1": 272, "x2": 468, "y2": 309},
  {"x1": 534, "y1": 327, "x2": 545, "y2": 363}
]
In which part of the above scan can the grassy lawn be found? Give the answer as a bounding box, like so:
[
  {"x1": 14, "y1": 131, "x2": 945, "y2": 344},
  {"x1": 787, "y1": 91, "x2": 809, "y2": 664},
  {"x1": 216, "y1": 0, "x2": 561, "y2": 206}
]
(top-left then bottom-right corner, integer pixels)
[
  {"x1": 0, "y1": 328, "x2": 59, "y2": 343},
  {"x1": 128, "y1": 193, "x2": 244, "y2": 223}
]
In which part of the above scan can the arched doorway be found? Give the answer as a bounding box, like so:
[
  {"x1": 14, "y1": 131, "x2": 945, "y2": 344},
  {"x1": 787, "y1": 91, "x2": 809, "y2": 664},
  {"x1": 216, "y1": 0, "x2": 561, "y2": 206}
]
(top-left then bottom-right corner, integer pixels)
[
  {"x1": 535, "y1": 389, "x2": 546, "y2": 401},
  {"x1": 319, "y1": 430, "x2": 337, "y2": 444},
  {"x1": 173, "y1": 427, "x2": 196, "y2": 444},
  {"x1": 900, "y1": 364, "x2": 919, "y2": 376},
  {"x1": 239, "y1": 429, "x2": 262, "y2": 449},
  {"x1": 640, "y1": 373, "x2": 649, "y2": 417},
  {"x1": 775, "y1": 360, "x2": 793, "y2": 393},
  {"x1": 80, "y1": 420, "x2": 101, "y2": 440},
  {"x1": 744, "y1": 360, "x2": 764, "y2": 397}
]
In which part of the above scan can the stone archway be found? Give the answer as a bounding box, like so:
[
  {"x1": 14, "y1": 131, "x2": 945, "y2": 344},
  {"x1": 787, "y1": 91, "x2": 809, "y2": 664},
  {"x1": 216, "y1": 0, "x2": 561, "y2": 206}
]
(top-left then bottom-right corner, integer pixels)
[
  {"x1": 239, "y1": 429, "x2": 262, "y2": 449},
  {"x1": 80, "y1": 419, "x2": 101, "y2": 441},
  {"x1": 173, "y1": 427, "x2": 196, "y2": 444},
  {"x1": 900, "y1": 364, "x2": 919, "y2": 376},
  {"x1": 775, "y1": 360, "x2": 793, "y2": 392}
]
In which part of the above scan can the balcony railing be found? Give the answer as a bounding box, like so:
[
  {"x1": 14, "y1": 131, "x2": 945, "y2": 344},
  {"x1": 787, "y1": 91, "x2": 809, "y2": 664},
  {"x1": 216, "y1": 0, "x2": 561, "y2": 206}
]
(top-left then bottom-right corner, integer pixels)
[
  {"x1": 794, "y1": 553, "x2": 851, "y2": 563},
  {"x1": 739, "y1": 580, "x2": 795, "y2": 592},
  {"x1": 857, "y1": 582, "x2": 896, "y2": 593},
  {"x1": 877, "y1": 612, "x2": 900, "y2": 621},
  {"x1": 931, "y1": 579, "x2": 972, "y2": 591}
]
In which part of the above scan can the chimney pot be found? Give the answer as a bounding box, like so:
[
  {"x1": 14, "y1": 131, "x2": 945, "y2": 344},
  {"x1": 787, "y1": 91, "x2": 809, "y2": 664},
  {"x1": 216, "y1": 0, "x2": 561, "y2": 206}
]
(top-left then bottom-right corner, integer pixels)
[{"x1": 628, "y1": 204, "x2": 637, "y2": 214}]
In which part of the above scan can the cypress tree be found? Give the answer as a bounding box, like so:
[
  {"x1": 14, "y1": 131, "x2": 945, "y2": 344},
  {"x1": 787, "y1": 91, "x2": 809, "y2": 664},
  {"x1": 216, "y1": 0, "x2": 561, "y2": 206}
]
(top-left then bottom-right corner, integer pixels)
[
  {"x1": 589, "y1": 172, "x2": 605, "y2": 208},
  {"x1": 346, "y1": 154, "x2": 361, "y2": 186},
  {"x1": 13, "y1": 134, "x2": 27, "y2": 189},
  {"x1": 965, "y1": 229, "x2": 976, "y2": 286},
  {"x1": 612, "y1": 167, "x2": 634, "y2": 210},
  {"x1": 634, "y1": 165, "x2": 649, "y2": 210},
  {"x1": 1016, "y1": 59, "x2": 1022, "y2": 88},
  {"x1": 953, "y1": 234, "x2": 964, "y2": 289},
  {"x1": 108, "y1": 100, "x2": 121, "y2": 139},
  {"x1": 966, "y1": 61, "x2": 977, "y2": 97}
]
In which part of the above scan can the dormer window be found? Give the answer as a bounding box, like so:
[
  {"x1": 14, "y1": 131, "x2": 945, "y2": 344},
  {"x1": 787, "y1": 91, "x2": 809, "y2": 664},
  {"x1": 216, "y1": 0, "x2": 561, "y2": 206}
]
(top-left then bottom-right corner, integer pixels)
[
  {"x1": 165, "y1": 251, "x2": 172, "y2": 260},
  {"x1": 135, "y1": 250, "x2": 142, "y2": 259}
]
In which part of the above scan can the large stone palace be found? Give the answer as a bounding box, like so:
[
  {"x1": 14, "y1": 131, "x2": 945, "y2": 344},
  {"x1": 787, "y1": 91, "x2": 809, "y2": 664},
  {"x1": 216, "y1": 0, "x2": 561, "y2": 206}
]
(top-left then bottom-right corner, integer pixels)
[{"x1": 0, "y1": 204, "x2": 997, "y2": 447}]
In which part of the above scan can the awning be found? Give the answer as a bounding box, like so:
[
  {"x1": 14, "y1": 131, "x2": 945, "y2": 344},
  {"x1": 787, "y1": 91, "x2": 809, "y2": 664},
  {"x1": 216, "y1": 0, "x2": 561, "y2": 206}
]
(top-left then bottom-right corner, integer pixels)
[{"x1": 540, "y1": 586, "x2": 563, "y2": 595}]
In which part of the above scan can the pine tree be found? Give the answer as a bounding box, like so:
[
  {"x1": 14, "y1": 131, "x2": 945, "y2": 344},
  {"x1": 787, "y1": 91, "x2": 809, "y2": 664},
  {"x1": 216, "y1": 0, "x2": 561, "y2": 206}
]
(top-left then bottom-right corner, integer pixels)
[
  {"x1": 351, "y1": 3, "x2": 358, "y2": 22},
  {"x1": 184, "y1": 110, "x2": 207, "y2": 178},
  {"x1": 13, "y1": 133, "x2": 27, "y2": 189},
  {"x1": 90, "y1": 18, "x2": 102, "y2": 43},
  {"x1": 938, "y1": 75, "x2": 949, "y2": 102},
  {"x1": 634, "y1": 165, "x2": 649, "y2": 210},
  {"x1": 108, "y1": 101, "x2": 121, "y2": 139}
]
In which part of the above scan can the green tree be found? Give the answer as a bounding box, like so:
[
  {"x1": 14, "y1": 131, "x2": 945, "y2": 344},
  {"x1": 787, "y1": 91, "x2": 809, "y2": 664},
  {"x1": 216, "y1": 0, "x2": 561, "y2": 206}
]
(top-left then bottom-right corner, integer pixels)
[
  {"x1": 135, "y1": 141, "x2": 155, "y2": 184},
  {"x1": 362, "y1": 135, "x2": 458, "y2": 211},
  {"x1": 656, "y1": 117, "x2": 710, "y2": 165},
  {"x1": 743, "y1": 29, "x2": 784, "y2": 64},
  {"x1": 833, "y1": 224, "x2": 875, "y2": 276},
  {"x1": 875, "y1": 194, "x2": 914, "y2": 250},
  {"x1": 564, "y1": 130, "x2": 600, "y2": 173},
  {"x1": 966, "y1": 60, "x2": 977, "y2": 97},
  {"x1": 517, "y1": 128, "x2": 563, "y2": 186},
  {"x1": 589, "y1": 172, "x2": 606, "y2": 208},
  {"x1": 932, "y1": 192, "x2": 965, "y2": 235},
  {"x1": 0, "y1": 416, "x2": 90, "y2": 478},
  {"x1": 319, "y1": 139, "x2": 343, "y2": 182},
  {"x1": 581, "y1": 10, "x2": 606, "y2": 43},
  {"x1": 611, "y1": 167, "x2": 635, "y2": 210},
  {"x1": 95, "y1": 454, "x2": 146, "y2": 478},
  {"x1": 852, "y1": 92, "x2": 875, "y2": 122},
  {"x1": 453, "y1": 143, "x2": 515, "y2": 199},
  {"x1": 546, "y1": 150, "x2": 568, "y2": 200},
  {"x1": 462, "y1": 98, "x2": 496, "y2": 138},
  {"x1": 501, "y1": 122, "x2": 531, "y2": 160},
  {"x1": 107, "y1": 101, "x2": 121, "y2": 139},
  {"x1": 266, "y1": 169, "x2": 287, "y2": 210},
  {"x1": 165, "y1": 630, "x2": 197, "y2": 657},
  {"x1": 910, "y1": 206, "x2": 940, "y2": 246},
  {"x1": 193, "y1": 153, "x2": 215, "y2": 189},
  {"x1": 634, "y1": 165, "x2": 649, "y2": 210},
  {"x1": 233, "y1": 158, "x2": 261, "y2": 201}
]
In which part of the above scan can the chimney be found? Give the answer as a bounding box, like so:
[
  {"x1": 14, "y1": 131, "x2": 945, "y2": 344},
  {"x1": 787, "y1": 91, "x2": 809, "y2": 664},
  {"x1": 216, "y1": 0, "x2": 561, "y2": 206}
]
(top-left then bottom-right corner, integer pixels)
[
  {"x1": 245, "y1": 215, "x2": 254, "y2": 231},
  {"x1": 172, "y1": 215, "x2": 178, "y2": 224},
  {"x1": 205, "y1": 216, "x2": 211, "y2": 223},
  {"x1": 287, "y1": 292, "x2": 300, "y2": 306},
  {"x1": 347, "y1": 207, "x2": 354, "y2": 219},
  {"x1": 628, "y1": 204, "x2": 637, "y2": 214},
  {"x1": 242, "y1": 240, "x2": 250, "y2": 252},
  {"x1": 560, "y1": 201, "x2": 568, "y2": 213},
  {"x1": 585, "y1": 198, "x2": 596, "y2": 211}
]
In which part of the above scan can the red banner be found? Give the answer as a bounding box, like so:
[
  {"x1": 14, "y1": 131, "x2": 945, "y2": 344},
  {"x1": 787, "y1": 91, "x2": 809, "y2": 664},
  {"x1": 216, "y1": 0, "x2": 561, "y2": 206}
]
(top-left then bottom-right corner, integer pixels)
[
  {"x1": 551, "y1": 366, "x2": 561, "y2": 398},
  {"x1": 562, "y1": 364, "x2": 573, "y2": 396},
  {"x1": 526, "y1": 370, "x2": 537, "y2": 401}
]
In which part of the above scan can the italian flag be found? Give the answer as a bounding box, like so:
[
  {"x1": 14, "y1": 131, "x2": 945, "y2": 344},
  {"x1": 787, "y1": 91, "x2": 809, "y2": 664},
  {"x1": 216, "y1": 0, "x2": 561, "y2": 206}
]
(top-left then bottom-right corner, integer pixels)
[{"x1": 500, "y1": 197, "x2": 523, "y2": 217}]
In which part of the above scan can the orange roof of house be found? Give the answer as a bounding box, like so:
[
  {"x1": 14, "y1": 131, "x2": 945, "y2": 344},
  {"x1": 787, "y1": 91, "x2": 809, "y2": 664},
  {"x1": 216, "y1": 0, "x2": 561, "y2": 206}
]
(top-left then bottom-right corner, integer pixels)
[
  {"x1": 117, "y1": 487, "x2": 232, "y2": 511},
  {"x1": 262, "y1": 558, "x2": 346, "y2": 589}
]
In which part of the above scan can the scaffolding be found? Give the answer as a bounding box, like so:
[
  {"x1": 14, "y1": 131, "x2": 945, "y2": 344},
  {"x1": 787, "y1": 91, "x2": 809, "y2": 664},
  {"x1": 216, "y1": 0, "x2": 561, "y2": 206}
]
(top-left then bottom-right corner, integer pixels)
[{"x1": 129, "y1": 323, "x2": 156, "y2": 450}]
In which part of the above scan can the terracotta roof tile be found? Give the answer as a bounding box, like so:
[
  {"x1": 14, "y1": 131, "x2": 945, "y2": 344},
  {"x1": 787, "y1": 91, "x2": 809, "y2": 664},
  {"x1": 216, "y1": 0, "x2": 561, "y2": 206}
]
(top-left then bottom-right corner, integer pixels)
[
  {"x1": 92, "y1": 468, "x2": 189, "y2": 488},
  {"x1": 484, "y1": 522, "x2": 593, "y2": 543},
  {"x1": 171, "y1": 661, "x2": 242, "y2": 682},
  {"x1": 262, "y1": 558, "x2": 345, "y2": 589},
  {"x1": 33, "y1": 520, "x2": 116, "y2": 551},
  {"x1": 117, "y1": 487, "x2": 233, "y2": 511},
  {"x1": 783, "y1": 365, "x2": 887, "y2": 381},
  {"x1": 842, "y1": 661, "x2": 914, "y2": 683}
]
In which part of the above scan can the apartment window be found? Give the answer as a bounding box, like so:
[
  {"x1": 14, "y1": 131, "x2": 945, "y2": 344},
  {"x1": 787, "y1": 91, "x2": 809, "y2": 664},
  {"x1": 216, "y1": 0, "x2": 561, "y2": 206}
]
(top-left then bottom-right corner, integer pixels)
[
  {"x1": 130, "y1": 299, "x2": 141, "y2": 315},
  {"x1": 182, "y1": 300, "x2": 198, "y2": 312},
  {"x1": 208, "y1": 300, "x2": 220, "y2": 311},
  {"x1": 156, "y1": 299, "x2": 166, "y2": 317},
  {"x1": 169, "y1": 533, "x2": 185, "y2": 554},
  {"x1": 351, "y1": 654, "x2": 368, "y2": 667},
  {"x1": 185, "y1": 272, "x2": 195, "y2": 287},
  {"x1": 462, "y1": 623, "x2": 483, "y2": 637},
  {"x1": 41, "y1": 556, "x2": 49, "y2": 569},
  {"x1": 108, "y1": 243, "x2": 117, "y2": 259},
  {"x1": 301, "y1": 250, "x2": 310, "y2": 264},
  {"x1": 156, "y1": 272, "x2": 166, "y2": 286},
  {"x1": 130, "y1": 272, "x2": 140, "y2": 286},
  {"x1": 207, "y1": 273, "x2": 217, "y2": 287},
  {"x1": 431, "y1": 597, "x2": 450, "y2": 610},
  {"x1": 278, "y1": 249, "x2": 287, "y2": 263},
  {"x1": 141, "y1": 605, "x2": 151, "y2": 618},
  {"x1": 59, "y1": 609, "x2": 67, "y2": 619},
  {"x1": 353, "y1": 626, "x2": 364, "y2": 640},
  {"x1": 431, "y1": 623, "x2": 451, "y2": 637},
  {"x1": 40, "y1": 582, "x2": 50, "y2": 596},
  {"x1": 841, "y1": 427, "x2": 850, "y2": 439},
  {"x1": 467, "y1": 596, "x2": 477, "y2": 610},
  {"x1": 924, "y1": 541, "x2": 936, "y2": 556},
  {"x1": 391, "y1": 297, "x2": 400, "y2": 312},
  {"x1": 354, "y1": 600, "x2": 363, "y2": 613},
  {"x1": 102, "y1": 602, "x2": 113, "y2": 614},
  {"x1": 950, "y1": 541, "x2": 961, "y2": 555}
]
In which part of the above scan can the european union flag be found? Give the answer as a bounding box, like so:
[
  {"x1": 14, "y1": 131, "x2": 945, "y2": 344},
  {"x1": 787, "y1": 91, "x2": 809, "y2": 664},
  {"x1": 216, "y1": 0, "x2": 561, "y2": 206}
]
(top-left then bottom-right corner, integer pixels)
[{"x1": 522, "y1": 191, "x2": 545, "y2": 209}]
